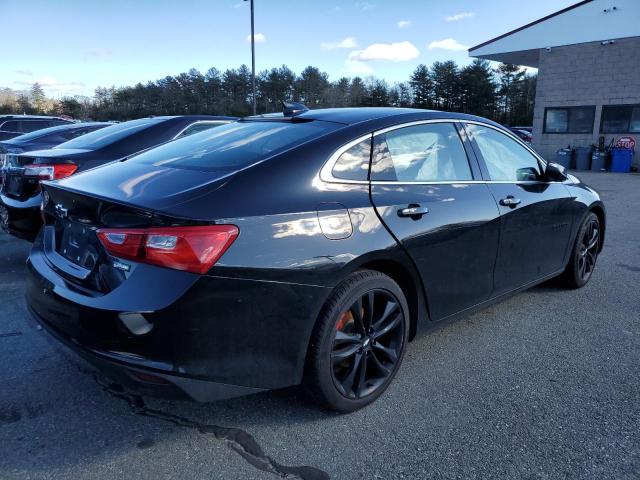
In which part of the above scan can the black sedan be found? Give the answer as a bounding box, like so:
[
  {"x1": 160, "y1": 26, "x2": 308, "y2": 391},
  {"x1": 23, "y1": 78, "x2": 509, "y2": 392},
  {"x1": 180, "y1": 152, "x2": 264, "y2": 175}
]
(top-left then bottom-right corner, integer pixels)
[
  {"x1": 27, "y1": 107, "x2": 605, "y2": 412},
  {"x1": 0, "y1": 122, "x2": 111, "y2": 158},
  {"x1": 0, "y1": 115, "x2": 235, "y2": 240}
]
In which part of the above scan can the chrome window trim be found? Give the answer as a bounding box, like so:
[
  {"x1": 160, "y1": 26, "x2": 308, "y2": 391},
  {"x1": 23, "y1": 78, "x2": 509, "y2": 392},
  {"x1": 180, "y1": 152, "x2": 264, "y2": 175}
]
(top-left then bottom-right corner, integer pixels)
[
  {"x1": 172, "y1": 120, "x2": 233, "y2": 139},
  {"x1": 319, "y1": 133, "x2": 372, "y2": 184},
  {"x1": 462, "y1": 119, "x2": 548, "y2": 167},
  {"x1": 319, "y1": 118, "x2": 549, "y2": 185}
]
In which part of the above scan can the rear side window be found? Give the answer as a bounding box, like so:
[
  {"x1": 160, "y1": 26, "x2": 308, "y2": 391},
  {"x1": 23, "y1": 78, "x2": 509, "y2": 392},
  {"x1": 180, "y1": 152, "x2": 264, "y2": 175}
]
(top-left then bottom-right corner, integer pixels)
[
  {"x1": 0, "y1": 121, "x2": 20, "y2": 132},
  {"x1": 371, "y1": 123, "x2": 472, "y2": 182},
  {"x1": 130, "y1": 120, "x2": 339, "y2": 172},
  {"x1": 466, "y1": 124, "x2": 542, "y2": 181},
  {"x1": 331, "y1": 137, "x2": 371, "y2": 181},
  {"x1": 58, "y1": 117, "x2": 165, "y2": 149}
]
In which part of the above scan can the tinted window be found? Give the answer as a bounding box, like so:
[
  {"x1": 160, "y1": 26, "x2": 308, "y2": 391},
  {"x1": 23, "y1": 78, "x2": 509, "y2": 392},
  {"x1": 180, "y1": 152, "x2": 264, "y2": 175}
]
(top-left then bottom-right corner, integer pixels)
[
  {"x1": 8, "y1": 123, "x2": 75, "y2": 143},
  {"x1": 130, "y1": 120, "x2": 339, "y2": 172},
  {"x1": 21, "y1": 120, "x2": 50, "y2": 132},
  {"x1": 467, "y1": 124, "x2": 541, "y2": 181},
  {"x1": 331, "y1": 138, "x2": 371, "y2": 181},
  {"x1": 0, "y1": 121, "x2": 20, "y2": 132},
  {"x1": 601, "y1": 105, "x2": 640, "y2": 133},
  {"x1": 58, "y1": 118, "x2": 165, "y2": 150},
  {"x1": 178, "y1": 121, "x2": 227, "y2": 138},
  {"x1": 544, "y1": 107, "x2": 594, "y2": 133},
  {"x1": 371, "y1": 123, "x2": 472, "y2": 182}
]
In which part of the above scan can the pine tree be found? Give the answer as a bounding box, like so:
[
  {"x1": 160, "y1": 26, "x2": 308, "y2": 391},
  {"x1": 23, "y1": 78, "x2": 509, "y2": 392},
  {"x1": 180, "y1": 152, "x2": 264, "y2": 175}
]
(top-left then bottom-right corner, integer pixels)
[
  {"x1": 30, "y1": 83, "x2": 46, "y2": 113},
  {"x1": 409, "y1": 64, "x2": 432, "y2": 109}
]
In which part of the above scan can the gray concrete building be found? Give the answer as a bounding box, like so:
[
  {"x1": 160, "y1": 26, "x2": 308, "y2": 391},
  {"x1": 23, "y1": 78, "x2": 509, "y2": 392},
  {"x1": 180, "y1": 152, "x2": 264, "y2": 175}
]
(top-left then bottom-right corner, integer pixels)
[{"x1": 469, "y1": 0, "x2": 640, "y2": 166}]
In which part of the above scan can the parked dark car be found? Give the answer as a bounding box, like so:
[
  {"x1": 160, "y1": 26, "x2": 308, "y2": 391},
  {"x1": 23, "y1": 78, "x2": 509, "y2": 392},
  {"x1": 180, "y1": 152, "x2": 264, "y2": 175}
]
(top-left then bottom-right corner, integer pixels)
[
  {"x1": 508, "y1": 127, "x2": 532, "y2": 143},
  {"x1": 0, "y1": 122, "x2": 111, "y2": 158},
  {"x1": 0, "y1": 115, "x2": 235, "y2": 240},
  {"x1": 26, "y1": 107, "x2": 605, "y2": 412},
  {"x1": 0, "y1": 115, "x2": 73, "y2": 140}
]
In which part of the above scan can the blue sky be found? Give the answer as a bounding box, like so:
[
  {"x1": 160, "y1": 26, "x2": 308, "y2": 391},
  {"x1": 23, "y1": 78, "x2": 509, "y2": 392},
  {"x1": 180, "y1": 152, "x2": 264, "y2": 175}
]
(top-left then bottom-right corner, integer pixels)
[{"x1": 1, "y1": 0, "x2": 576, "y2": 97}]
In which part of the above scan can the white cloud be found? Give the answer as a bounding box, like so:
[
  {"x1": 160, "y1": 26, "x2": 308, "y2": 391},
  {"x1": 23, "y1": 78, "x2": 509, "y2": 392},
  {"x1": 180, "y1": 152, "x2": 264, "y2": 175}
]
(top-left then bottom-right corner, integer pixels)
[
  {"x1": 344, "y1": 59, "x2": 374, "y2": 75},
  {"x1": 349, "y1": 41, "x2": 420, "y2": 62},
  {"x1": 397, "y1": 20, "x2": 411, "y2": 29},
  {"x1": 14, "y1": 70, "x2": 33, "y2": 76},
  {"x1": 321, "y1": 37, "x2": 357, "y2": 50},
  {"x1": 15, "y1": 76, "x2": 86, "y2": 96},
  {"x1": 427, "y1": 38, "x2": 469, "y2": 51},
  {"x1": 355, "y1": 2, "x2": 375, "y2": 11},
  {"x1": 445, "y1": 12, "x2": 474, "y2": 22},
  {"x1": 247, "y1": 33, "x2": 266, "y2": 43}
]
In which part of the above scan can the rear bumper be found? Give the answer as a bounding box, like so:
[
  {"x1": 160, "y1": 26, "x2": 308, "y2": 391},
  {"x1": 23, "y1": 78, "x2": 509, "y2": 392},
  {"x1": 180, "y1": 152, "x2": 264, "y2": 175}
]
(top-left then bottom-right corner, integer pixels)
[
  {"x1": 26, "y1": 239, "x2": 331, "y2": 400},
  {"x1": 28, "y1": 304, "x2": 266, "y2": 401},
  {"x1": 0, "y1": 193, "x2": 41, "y2": 241}
]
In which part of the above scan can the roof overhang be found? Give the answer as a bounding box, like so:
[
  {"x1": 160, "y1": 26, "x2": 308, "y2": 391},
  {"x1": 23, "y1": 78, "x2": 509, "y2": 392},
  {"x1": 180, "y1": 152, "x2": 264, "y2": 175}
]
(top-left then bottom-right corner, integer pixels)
[
  {"x1": 471, "y1": 49, "x2": 541, "y2": 68},
  {"x1": 469, "y1": 0, "x2": 640, "y2": 67}
]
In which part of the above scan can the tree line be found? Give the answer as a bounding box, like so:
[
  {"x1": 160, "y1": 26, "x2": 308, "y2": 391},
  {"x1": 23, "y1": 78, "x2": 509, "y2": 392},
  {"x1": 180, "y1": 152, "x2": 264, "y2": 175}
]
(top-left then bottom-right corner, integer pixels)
[{"x1": 1, "y1": 60, "x2": 536, "y2": 126}]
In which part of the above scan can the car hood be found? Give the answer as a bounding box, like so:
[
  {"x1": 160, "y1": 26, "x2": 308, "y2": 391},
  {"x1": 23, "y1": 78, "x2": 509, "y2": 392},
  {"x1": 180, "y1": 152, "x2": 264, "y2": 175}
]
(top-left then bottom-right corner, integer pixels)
[{"x1": 53, "y1": 160, "x2": 234, "y2": 214}]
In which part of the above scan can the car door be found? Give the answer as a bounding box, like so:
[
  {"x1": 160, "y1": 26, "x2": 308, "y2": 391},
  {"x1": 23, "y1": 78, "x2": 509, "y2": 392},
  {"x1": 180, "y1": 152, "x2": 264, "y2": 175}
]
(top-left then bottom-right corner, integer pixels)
[
  {"x1": 463, "y1": 122, "x2": 574, "y2": 295},
  {"x1": 370, "y1": 121, "x2": 501, "y2": 320}
]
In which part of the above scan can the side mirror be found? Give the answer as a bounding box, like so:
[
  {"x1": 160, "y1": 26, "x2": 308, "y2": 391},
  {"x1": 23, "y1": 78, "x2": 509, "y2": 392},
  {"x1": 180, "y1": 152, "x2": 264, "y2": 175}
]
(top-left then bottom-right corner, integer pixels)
[{"x1": 544, "y1": 162, "x2": 568, "y2": 182}]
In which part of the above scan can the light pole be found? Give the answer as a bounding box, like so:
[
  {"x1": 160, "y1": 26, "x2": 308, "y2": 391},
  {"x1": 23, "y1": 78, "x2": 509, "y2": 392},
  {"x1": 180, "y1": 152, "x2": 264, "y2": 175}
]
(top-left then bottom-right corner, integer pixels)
[{"x1": 245, "y1": 0, "x2": 256, "y2": 115}]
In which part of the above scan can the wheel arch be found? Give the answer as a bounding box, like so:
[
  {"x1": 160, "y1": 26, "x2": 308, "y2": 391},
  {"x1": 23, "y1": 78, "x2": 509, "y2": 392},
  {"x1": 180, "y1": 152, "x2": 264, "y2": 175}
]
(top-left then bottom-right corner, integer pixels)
[{"x1": 589, "y1": 203, "x2": 606, "y2": 252}]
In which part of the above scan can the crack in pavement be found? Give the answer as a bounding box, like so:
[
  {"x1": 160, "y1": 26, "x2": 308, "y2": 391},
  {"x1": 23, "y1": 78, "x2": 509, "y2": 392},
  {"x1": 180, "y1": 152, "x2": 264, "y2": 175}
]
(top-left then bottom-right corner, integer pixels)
[
  {"x1": 0, "y1": 331, "x2": 23, "y2": 338},
  {"x1": 80, "y1": 366, "x2": 329, "y2": 480}
]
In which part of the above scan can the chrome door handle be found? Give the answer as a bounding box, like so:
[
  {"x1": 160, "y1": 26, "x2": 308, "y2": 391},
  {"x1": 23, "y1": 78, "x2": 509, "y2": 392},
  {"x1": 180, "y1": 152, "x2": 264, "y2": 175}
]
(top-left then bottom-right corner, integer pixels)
[
  {"x1": 398, "y1": 205, "x2": 429, "y2": 218},
  {"x1": 499, "y1": 196, "x2": 521, "y2": 207}
]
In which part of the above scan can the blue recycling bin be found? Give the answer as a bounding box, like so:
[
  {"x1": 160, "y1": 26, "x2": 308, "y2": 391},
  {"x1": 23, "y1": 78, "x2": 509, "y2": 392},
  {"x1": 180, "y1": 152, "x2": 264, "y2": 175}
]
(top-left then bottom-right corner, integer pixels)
[{"x1": 610, "y1": 148, "x2": 634, "y2": 173}]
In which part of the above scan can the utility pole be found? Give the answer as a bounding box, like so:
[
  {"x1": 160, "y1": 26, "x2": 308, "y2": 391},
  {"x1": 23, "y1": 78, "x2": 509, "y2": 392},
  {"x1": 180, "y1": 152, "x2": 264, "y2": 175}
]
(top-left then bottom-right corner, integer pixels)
[{"x1": 245, "y1": 0, "x2": 257, "y2": 115}]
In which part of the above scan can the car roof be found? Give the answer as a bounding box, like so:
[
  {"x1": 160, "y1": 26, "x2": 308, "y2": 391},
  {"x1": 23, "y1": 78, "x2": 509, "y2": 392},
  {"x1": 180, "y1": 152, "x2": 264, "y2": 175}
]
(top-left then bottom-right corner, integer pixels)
[
  {"x1": 246, "y1": 107, "x2": 503, "y2": 128},
  {"x1": 136, "y1": 115, "x2": 238, "y2": 121},
  {"x1": 0, "y1": 114, "x2": 71, "y2": 121}
]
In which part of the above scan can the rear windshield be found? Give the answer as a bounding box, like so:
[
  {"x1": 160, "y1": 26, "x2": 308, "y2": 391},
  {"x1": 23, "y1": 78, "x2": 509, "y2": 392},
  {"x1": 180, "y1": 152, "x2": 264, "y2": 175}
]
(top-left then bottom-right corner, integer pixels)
[
  {"x1": 9, "y1": 124, "x2": 80, "y2": 143},
  {"x1": 57, "y1": 118, "x2": 165, "y2": 150},
  {"x1": 129, "y1": 120, "x2": 339, "y2": 172}
]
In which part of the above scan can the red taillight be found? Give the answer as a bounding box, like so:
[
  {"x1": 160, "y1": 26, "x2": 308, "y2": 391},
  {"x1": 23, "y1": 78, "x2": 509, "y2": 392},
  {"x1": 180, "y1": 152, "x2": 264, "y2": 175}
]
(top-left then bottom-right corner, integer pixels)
[
  {"x1": 24, "y1": 163, "x2": 78, "y2": 180},
  {"x1": 96, "y1": 225, "x2": 239, "y2": 274}
]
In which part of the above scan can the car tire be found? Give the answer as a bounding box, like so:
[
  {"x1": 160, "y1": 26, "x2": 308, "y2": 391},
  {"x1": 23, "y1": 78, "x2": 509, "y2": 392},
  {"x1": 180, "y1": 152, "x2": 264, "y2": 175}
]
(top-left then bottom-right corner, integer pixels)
[
  {"x1": 304, "y1": 269, "x2": 409, "y2": 413},
  {"x1": 561, "y1": 212, "x2": 601, "y2": 289}
]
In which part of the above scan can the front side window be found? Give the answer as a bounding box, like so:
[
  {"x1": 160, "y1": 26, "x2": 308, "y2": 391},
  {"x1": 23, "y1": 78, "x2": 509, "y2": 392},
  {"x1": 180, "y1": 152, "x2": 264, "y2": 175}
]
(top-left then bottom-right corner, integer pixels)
[
  {"x1": 544, "y1": 107, "x2": 595, "y2": 133},
  {"x1": 331, "y1": 137, "x2": 371, "y2": 181},
  {"x1": 130, "y1": 120, "x2": 339, "y2": 172},
  {"x1": 601, "y1": 105, "x2": 640, "y2": 133},
  {"x1": 21, "y1": 120, "x2": 50, "y2": 132},
  {"x1": 466, "y1": 124, "x2": 542, "y2": 182},
  {"x1": 370, "y1": 123, "x2": 472, "y2": 182}
]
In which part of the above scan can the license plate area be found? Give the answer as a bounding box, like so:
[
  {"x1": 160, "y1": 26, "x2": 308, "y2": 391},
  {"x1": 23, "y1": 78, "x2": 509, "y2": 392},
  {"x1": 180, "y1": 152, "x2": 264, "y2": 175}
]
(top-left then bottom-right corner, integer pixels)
[
  {"x1": 56, "y1": 220, "x2": 100, "y2": 270},
  {"x1": 5, "y1": 175, "x2": 23, "y2": 196}
]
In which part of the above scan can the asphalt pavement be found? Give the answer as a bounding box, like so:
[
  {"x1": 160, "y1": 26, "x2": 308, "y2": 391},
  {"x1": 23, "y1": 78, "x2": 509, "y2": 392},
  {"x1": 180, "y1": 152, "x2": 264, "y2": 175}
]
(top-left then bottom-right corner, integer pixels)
[{"x1": 1, "y1": 171, "x2": 639, "y2": 479}]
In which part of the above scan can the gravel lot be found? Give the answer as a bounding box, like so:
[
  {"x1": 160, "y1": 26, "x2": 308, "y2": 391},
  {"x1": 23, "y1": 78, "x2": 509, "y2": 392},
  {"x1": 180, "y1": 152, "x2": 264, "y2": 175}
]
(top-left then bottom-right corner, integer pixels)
[{"x1": 1, "y1": 171, "x2": 639, "y2": 480}]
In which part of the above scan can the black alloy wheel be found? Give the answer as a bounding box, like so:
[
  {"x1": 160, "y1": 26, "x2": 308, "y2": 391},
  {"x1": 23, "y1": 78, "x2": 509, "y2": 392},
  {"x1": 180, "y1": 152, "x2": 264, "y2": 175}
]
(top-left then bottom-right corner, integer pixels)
[
  {"x1": 331, "y1": 289, "x2": 404, "y2": 399},
  {"x1": 562, "y1": 212, "x2": 601, "y2": 289},
  {"x1": 305, "y1": 270, "x2": 409, "y2": 412},
  {"x1": 577, "y1": 216, "x2": 600, "y2": 282}
]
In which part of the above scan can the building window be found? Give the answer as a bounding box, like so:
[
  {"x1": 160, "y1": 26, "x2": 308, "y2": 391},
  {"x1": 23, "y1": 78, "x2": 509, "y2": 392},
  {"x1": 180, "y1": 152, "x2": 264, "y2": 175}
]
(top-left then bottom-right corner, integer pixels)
[
  {"x1": 544, "y1": 107, "x2": 595, "y2": 134},
  {"x1": 600, "y1": 105, "x2": 640, "y2": 133}
]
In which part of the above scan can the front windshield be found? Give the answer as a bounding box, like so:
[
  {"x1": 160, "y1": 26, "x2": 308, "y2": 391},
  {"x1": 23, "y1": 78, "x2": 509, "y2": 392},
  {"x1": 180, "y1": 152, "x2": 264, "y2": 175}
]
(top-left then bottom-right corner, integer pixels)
[
  {"x1": 129, "y1": 120, "x2": 340, "y2": 172},
  {"x1": 57, "y1": 117, "x2": 165, "y2": 150}
]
